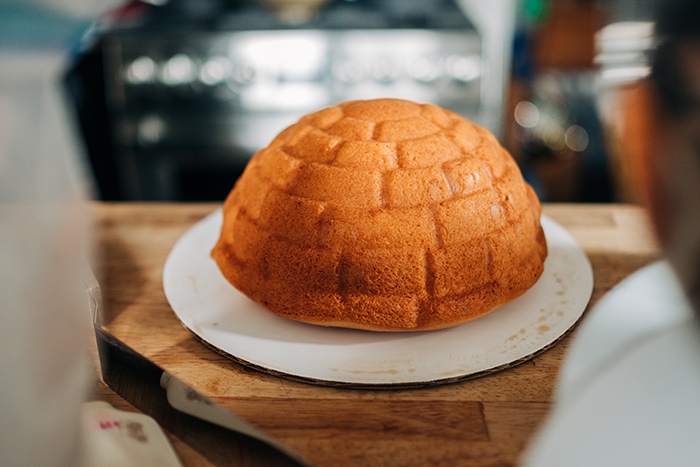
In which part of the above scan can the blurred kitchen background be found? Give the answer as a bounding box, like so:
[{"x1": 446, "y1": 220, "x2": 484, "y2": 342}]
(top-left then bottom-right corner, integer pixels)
[{"x1": 63, "y1": 0, "x2": 656, "y2": 203}]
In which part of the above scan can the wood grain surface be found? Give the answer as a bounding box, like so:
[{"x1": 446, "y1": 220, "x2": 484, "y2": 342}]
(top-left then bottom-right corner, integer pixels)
[{"x1": 91, "y1": 202, "x2": 661, "y2": 467}]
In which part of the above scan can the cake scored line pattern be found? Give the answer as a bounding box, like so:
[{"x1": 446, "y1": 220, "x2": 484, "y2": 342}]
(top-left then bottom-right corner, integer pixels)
[{"x1": 213, "y1": 99, "x2": 546, "y2": 330}]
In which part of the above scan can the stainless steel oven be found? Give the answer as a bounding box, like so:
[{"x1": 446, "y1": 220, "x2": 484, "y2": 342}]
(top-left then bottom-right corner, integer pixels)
[{"x1": 77, "y1": 0, "x2": 484, "y2": 201}]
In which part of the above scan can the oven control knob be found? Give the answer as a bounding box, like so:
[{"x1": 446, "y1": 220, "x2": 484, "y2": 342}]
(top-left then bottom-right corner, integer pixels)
[
  {"x1": 125, "y1": 56, "x2": 157, "y2": 85},
  {"x1": 229, "y1": 63, "x2": 256, "y2": 85},
  {"x1": 370, "y1": 58, "x2": 399, "y2": 83},
  {"x1": 161, "y1": 54, "x2": 196, "y2": 86},
  {"x1": 407, "y1": 56, "x2": 440, "y2": 83},
  {"x1": 445, "y1": 54, "x2": 481, "y2": 83},
  {"x1": 199, "y1": 56, "x2": 231, "y2": 85},
  {"x1": 331, "y1": 59, "x2": 365, "y2": 84}
]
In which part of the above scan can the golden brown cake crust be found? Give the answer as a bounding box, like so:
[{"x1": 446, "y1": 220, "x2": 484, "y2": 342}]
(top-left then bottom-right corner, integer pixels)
[{"x1": 212, "y1": 98, "x2": 547, "y2": 331}]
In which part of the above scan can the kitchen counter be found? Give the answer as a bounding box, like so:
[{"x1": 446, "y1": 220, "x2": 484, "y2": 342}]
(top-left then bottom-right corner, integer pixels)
[{"x1": 90, "y1": 202, "x2": 661, "y2": 466}]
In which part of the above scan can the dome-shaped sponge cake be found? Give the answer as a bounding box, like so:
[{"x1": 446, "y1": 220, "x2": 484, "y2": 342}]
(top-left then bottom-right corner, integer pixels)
[{"x1": 212, "y1": 98, "x2": 547, "y2": 331}]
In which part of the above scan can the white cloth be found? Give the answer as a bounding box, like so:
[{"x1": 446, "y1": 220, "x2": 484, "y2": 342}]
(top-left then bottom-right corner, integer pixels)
[
  {"x1": 522, "y1": 261, "x2": 700, "y2": 466},
  {"x1": 0, "y1": 50, "x2": 94, "y2": 467},
  {"x1": 0, "y1": 3, "x2": 99, "y2": 466}
]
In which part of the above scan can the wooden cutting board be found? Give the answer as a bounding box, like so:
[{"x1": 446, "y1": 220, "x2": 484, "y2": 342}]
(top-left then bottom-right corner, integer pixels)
[{"x1": 92, "y1": 202, "x2": 660, "y2": 467}]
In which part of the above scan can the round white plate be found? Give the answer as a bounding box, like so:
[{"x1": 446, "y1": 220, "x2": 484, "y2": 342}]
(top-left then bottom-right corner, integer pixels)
[{"x1": 163, "y1": 210, "x2": 593, "y2": 387}]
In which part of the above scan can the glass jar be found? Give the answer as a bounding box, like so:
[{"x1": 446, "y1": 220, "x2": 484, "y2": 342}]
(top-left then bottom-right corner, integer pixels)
[{"x1": 595, "y1": 21, "x2": 655, "y2": 202}]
